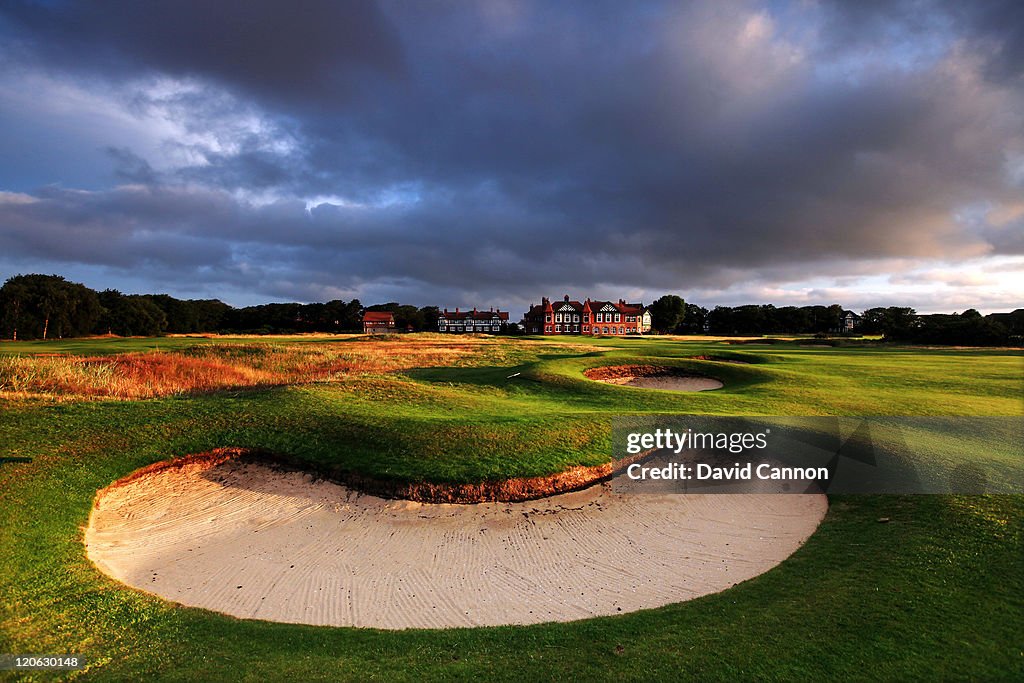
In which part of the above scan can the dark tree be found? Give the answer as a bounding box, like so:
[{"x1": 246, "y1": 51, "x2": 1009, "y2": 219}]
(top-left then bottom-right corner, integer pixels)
[
  {"x1": 649, "y1": 295, "x2": 687, "y2": 333},
  {"x1": 97, "y1": 290, "x2": 168, "y2": 336},
  {"x1": 861, "y1": 307, "x2": 919, "y2": 338},
  {"x1": 418, "y1": 306, "x2": 440, "y2": 332},
  {"x1": 0, "y1": 277, "x2": 31, "y2": 341},
  {"x1": 775, "y1": 306, "x2": 811, "y2": 333},
  {"x1": 0, "y1": 274, "x2": 102, "y2": 339},
  {"x1": 678, "y1": 303, "x2": 708, "y2": 333}
]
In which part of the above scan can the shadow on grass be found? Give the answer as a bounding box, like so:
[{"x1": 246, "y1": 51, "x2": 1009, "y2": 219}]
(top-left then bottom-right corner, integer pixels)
[
  {"x1": 403, "y1": 351, "x2": 609, "y2": 388},
  {"x1": 404, "y1": 363, "x2": 543, "y2": 387}
]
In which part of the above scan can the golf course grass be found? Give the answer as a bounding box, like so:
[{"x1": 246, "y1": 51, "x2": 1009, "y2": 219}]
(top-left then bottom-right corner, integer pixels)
[{"x1": 1, "y1": 334, "x2": 1021, "y2": 680}]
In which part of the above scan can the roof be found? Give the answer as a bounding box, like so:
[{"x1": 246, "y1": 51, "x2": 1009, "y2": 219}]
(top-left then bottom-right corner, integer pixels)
[
  {"x1": 440, "y1": 308, "x2": 510, "y2": 321},
  {"x1": 362, "y1": 311, "x2": 395, "y2": 322},
  {"x1": 525, "y1": 296, "x2": 647, "y2": 319},
  {"x1": 589, "y1": 300, "x2": 646, "y2": 315}
]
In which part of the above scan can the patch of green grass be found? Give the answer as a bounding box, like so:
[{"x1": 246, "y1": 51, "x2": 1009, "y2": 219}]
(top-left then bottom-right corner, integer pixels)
[{"x1": 0, "y1": 336, "x2": 1021, "y2": 680}]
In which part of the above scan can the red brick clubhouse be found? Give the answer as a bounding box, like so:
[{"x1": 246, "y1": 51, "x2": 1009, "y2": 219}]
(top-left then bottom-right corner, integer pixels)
[{"x1": 524, "y1": 296, "x2": 652, "y2": 335}]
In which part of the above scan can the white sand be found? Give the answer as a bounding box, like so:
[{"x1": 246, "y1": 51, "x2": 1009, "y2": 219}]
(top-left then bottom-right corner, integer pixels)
[
  {"x1": 86, "y1": 458, "x2": 826, "y2": 630},
  {"x1": 598, "y1": 375, "x2": 725, "y2": 391}
]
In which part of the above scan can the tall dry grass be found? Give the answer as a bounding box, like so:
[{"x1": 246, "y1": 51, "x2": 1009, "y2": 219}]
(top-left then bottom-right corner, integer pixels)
[{"x1": 0, "y1": 338, "x2": 502, "y2": 400}]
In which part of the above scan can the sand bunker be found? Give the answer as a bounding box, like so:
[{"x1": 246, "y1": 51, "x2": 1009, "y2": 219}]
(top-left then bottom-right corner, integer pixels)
[
  {"x1": 86, "y1": 457, "x2": 826, "y2": 629},
  {"x1": 585, "y1": 365, "x2": 724, "y2": 392}
]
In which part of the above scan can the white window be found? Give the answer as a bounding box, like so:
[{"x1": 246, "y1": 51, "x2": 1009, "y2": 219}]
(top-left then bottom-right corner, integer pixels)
[
  {"x1": 614, "y1": 313, "x2": 621, "y2": 322},
  {"x1": 545, "y1": 325, "x2": 552, "y2": 332},
  {"x1": 555, "y1": 324, "x2": 561, "y2": 332}
]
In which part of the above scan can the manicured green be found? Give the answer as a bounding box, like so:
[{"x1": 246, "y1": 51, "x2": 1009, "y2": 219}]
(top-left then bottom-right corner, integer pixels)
[{"x1": 1, "y1": 335, "x2": 1021, "y2": 681}]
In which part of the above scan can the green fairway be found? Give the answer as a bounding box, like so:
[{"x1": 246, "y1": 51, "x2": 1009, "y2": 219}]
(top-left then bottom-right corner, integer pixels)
[{"x1": 1, "y1": 335, "x2": 1021, "y2": 680}]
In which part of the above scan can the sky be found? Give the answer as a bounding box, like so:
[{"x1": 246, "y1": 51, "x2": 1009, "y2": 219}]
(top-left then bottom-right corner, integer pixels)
[{"x1": 0, "y1": 0, "x2": 1021, "y2": 314}]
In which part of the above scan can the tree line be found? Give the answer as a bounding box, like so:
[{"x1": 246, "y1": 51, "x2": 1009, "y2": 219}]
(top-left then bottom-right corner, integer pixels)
[
  {"x1": 647, "y1": 295, "x2": 1022, "y2": 346},
  {"x1": 0, "y1": 274, "x2": 444, "y2": 339},
  {"x1": 1, "y1": 274, "x2": 1019, "y2": 345}
]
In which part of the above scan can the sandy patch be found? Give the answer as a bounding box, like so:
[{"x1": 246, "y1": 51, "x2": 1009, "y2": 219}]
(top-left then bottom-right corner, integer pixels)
[
  {"x1": 603, "y1": 375, "x2": 724, "y2": 391},
  {"x1": 86, "y1": 457, "x2": 826, "y2": 629},
  {"x1": 585, "y1": 365, "x2": 724, "y2": 392}
]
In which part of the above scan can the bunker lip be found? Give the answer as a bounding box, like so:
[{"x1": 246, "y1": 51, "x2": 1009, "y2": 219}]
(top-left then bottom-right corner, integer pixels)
[
  {"x1": 584, "y1": 364, "x2": 725, "y2": 391},
  {"x1": 86, "y1": 456, "x2": 828, "y2": 630},
  {"x1": 110, "y1": 447, "x2": 633, "y2": 504}
]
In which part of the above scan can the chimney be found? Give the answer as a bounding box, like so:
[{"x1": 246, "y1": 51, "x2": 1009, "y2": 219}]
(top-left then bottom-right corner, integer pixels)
[
  {"x1": 456, "y1": 307, "x2": 459, "y2": 314},
  {"x1": 564, "y1": 294, "x2": 570, "y2": 302}
]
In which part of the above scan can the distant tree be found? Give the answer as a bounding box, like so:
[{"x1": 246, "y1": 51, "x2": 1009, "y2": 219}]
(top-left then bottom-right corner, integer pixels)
[
  {"x1": 339, "y1": 299, "x2": 363, "y2": 330},
  {"x1": 649, "y1": 295, "x2": 687, "y2": 333},
  {"x1": 706, "y1": 306, "x2": 735, "y2": 334},
  {"x1": 861, "y1": 306, "x2": 919, "y2": 339},
  {"x1": 0, "y1": 277, "x2": 31, "y2": 340},
  {"x1": 902, "y1": 313, "x2": 1010, "y2": 346},
  {"x1": 775, "y1": 306, "x2": 811, "y2": 333},
  {"x1": 395, "y1": 305, "x2": 424, "y2": 331},
  {"x1": 987, "y1": 309, "x2": 1024, "y2": 338},
  {"x1": 322, "y1": 299, "x2": 362, "y2": 331},
  {"x1": 97, "y1": 290, "x2": 167, "y2": 336},
  {"x1": 418, "y1": 306, "x2": 440, "y2": 332},
  {"x1": 0, "y1": 274, "x2": 101, "y2": 339},
  {"x1": 678, "y1": 303, "x2": 708, "y2": 333},
  {"x1": 825, "y1": 304, "x2": 845, "y2": 333},
  {"x1": 731, "y1": 305, "x2": 768, "y2": 333}
]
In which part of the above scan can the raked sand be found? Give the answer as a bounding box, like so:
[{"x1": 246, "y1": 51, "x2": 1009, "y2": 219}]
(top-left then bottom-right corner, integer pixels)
[
  {"x1": 596, "y1": 375, "x2": 725, "y2": 391},
  {"x1": 86, "y1": 457, "x2": 826, "y2": 629}
]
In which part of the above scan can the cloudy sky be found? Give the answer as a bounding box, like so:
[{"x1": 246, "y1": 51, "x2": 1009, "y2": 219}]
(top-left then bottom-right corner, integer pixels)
[{"x1": 0, "y1": 0, "x2": 1021, "y2": 313}]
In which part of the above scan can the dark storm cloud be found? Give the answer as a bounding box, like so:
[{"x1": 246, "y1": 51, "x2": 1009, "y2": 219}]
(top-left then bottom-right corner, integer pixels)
[
  {"x1": 0, "y1": 0, "x2": 1021, "y2": 309},
  {"x1": 816, "y1": 0, "x2": 1024, "y2": 80},
  {"x1": 0, "y1": 0, "x2": 405, "y2": 105}
]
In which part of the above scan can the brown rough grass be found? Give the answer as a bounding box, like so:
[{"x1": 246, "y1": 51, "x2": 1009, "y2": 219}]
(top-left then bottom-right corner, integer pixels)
[{"x1": 0, "y1": 337, "x2": 603, "y2": 401}]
